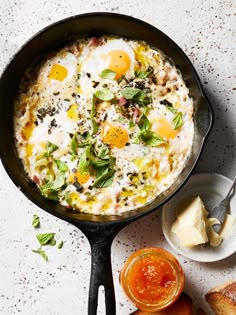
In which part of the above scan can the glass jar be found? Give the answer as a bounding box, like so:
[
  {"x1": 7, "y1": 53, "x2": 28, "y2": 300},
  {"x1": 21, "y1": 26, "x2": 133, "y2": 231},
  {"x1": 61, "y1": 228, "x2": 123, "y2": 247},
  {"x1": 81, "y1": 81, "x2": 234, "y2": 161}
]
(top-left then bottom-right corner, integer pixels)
[{"x1": 120, "y1": 247, "x2": 185, "y2": 312}]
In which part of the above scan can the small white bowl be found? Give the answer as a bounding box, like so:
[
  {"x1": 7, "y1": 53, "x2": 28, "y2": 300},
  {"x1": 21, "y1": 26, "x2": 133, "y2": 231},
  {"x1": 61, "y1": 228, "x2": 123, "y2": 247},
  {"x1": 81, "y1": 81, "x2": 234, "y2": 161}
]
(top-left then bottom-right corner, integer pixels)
[{"x1": 162, "y1": 173, "x2": 236, "y2": 262}]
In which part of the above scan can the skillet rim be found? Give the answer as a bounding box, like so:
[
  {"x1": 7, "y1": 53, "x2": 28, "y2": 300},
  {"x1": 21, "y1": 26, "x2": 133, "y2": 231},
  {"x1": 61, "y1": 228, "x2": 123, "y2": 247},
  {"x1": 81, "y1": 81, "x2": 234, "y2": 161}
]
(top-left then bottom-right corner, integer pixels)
[{"x1": 0, "y1": 12, "x2": 214, "y2": 225}]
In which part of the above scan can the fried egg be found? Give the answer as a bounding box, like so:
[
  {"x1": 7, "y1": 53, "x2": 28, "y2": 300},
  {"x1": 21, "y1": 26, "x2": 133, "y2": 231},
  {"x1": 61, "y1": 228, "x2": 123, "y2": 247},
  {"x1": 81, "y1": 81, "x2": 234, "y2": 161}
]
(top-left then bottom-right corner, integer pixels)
[{"x1": 14, "y1": 36, "x2": 194, "y2": 215}]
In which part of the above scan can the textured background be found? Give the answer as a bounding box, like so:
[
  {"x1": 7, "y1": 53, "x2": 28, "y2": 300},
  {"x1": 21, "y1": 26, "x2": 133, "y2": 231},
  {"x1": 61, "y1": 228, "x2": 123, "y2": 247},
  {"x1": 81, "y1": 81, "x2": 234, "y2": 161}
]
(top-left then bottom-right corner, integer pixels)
[{"x1": 0, "y1": 0, "x2": 235, "y2": 314}]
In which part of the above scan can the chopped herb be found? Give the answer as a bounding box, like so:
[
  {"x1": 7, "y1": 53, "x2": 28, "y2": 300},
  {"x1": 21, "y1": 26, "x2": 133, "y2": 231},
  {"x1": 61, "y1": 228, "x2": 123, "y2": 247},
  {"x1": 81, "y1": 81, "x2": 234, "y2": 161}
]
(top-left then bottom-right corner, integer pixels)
[
  {"x1": 77, "y1": 73, "x2": 81, "y2": 79},
  {"x1": 121, "y1": 87, "x2": 142, "y2": 100},
  {"x1": 71, "y1": 132, "x2": 78, "y2": 161},
  {"x1": 120, "y1": 87, "x2": 152, "y2": 106},
  {"x1": 100, "y1": 69, "x2": 116, "y2": 80},
  {"x1": 173, "y1": 112, "x2": 184, "y2": 129},
  {"x1": 91, "y1": 95, "x2": 96, "y2": 118},
  {"x1": 39, "y1": 172, "x2": 66, "y2": 200},
  {"x1": 94, "y1": 88, "x2": 114, "y2": 101},
  {"x1": 135, "y1": 67, "x2": 153, "y2": 79},
  {"x1": 129, "y1": 120, "x2": 135, "y2": 129},
  {"x1": 32, "y1": 214, "x2": 40, "y2": 228},
  {"x1": 44, "y1": 141, "x2": 59, "y2": 157},
  {"x1": 36, "y1": 233, "x2": 56, "y2": 246},
  {"x1": 32, "y1": 248, "x2": 48, "y2": 261},
  {"x1": 55, "y1": 160, "x2": 68, "y2": 172},
  {"x1": 91, "y1": 118, "x2": 98, "y2": 135},
  {"x1": 140, "y1": 130, "x2": 167, "y2": 146},
  {"x1": 166, "y1": 106, "x2": 177, "y2": 114},
  {"x1": 138, "y1": 114, "x2": 151, "y2": 132},
  {"x1": 78, "y1": 146, "x2": 91, "y2": 174},
  {"x1": 137, "y1": 114, "x2": 167, "y2": 147},
  {"x1": 93, "y1": 168, "x2": 115, "y2": 188},
  {"x1": 58, "y1": 241, "x2": 63, "y2": 249},
  {"x1": 117, "y1": 75, "x2": 126, "y2": 84}
]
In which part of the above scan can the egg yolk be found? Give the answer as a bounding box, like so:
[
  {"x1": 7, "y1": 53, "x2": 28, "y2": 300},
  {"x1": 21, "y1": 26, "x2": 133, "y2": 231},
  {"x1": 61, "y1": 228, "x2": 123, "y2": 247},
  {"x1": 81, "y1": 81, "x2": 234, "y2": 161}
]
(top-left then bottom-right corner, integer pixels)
[
  {"x1": 101, "y1": 122, "x2": 129, "y2": 148},
  {"x1": 107, "y1": 50, "x2": 131, "y2": 79},
  {"x1": 152, "y1": 118, "x2": 178, "y2": 139},
  {"x1": 67, "y1": 104, "x2": 79, "y2": 120},
  {"x1": 49, "y1": 64, "x2": 68, "y2": 81},
  {"x1": 69, "y1": 171, "x2": 90, "y2": 185}
]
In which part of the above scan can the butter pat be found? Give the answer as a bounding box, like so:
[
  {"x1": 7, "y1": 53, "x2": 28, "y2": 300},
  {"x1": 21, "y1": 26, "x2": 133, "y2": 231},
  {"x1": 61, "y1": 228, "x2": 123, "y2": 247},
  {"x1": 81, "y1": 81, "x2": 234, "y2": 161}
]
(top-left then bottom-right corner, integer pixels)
[{"x1": 171, "y1": 196, "x2": 208, "y2": 248}]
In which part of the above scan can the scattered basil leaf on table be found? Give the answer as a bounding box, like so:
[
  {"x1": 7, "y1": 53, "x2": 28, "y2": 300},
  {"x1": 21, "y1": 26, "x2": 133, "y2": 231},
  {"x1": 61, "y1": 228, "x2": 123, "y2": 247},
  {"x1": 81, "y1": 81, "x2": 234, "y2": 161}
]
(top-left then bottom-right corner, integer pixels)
[
  {"x1": 58, "y1": 241, "x2": 64, "y2": 249},
  {"x1": 36, "y1": 233, "x2": 56, "y2": 246},
  {"x1": 32, "y1": 248, "x2": 48, "y2": 261},
  {"x1": 32, "y1": 214, "x2": 40, "y2": 229}
]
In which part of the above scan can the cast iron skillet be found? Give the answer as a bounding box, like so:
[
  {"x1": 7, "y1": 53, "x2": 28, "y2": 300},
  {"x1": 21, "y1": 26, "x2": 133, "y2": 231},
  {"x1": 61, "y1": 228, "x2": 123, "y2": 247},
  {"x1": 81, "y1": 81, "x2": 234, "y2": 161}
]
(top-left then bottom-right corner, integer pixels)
[{"x1": 0, "y1": 13, "x2": 213, "y2": 315}]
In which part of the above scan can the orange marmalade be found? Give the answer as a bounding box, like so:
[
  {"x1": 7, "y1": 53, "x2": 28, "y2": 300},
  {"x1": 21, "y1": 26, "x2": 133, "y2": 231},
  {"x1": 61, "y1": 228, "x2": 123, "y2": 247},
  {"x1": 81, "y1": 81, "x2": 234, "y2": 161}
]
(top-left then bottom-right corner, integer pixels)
[{"x1": 120, "y1": 248, "x2": 185, "y2": 312}]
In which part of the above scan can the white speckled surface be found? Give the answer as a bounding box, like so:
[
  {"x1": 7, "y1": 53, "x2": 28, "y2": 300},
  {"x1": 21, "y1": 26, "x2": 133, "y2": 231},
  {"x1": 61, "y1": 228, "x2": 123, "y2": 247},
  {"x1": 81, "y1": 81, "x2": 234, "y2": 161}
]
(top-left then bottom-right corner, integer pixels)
[{"x1": 0, "y1": 0, "x2": 235, "y2": 314}]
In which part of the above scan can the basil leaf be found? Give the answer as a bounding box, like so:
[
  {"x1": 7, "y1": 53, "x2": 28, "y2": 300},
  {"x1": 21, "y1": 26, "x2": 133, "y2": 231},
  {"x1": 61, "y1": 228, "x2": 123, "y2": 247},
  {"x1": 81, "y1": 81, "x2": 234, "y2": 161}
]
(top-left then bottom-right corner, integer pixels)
[
  {"x1": 137, "y1": 92, "x2": 152, "y2": 106},
  {"x1": 71, "y1": 133, "x2": 78, "y2": 161},
  {"x1": 93, "y1": 168, "x2": 115, "y2": 188},
  {"x1": 140, "y1": 130, "x2": 167, "y2": 146},
  {"x1": 32, "y1": 248, "x2": 48, "y2": 261},
  {"x1": 173, "y1": 112, "x2": 184, "y2": 130},
  {"x1": 32, "y1": 214, "x2": 40, "y2": 228},
  {"x1": 166, "y1": 106, "x2": 177, "y2": 114},
  {"x1": 138, "y1": 115, "x2": 151, "y2": 132},
  {"x1": 44, "y1": 141, "x2": 59, "y2": 157},
  {"x1": 100, "y1": 69, "x2": 116, "y2": 80},
  {"x1": 39, "y1": 172, "x2": 66, "y2": 200},
  {"x1": 117, "y1": 75, "x2": 125, "y2": 84},
  {"x1": 78, "y1": 146, "x2": 91, "y2": 174},
  {"x1": 90, "y1": 159, "x2": 110, "y2": 168},
  {"x1": 58, "y1": 241, "x2": 63, "y2": 249},
  {"x1": 120, "y1": 87, "x2": 142, "y2": 99},
  {"x1": 135, "y1": 67, "x2": 153, "y2": 79},
  {"x1": 91, "y1": 95, "x2": 96, "y2": 118},
  {"x1": 41, "y1": 190, "x2": 59, "y2": 201},
  {"x1": 91, "y1": 118, "x2": 98, "y2": 135},
  {"x1": 55, "y1": 160, "x2": 68, "y2": 172},
  {"x1": 94, "y1": 88, "x2": 114, "y2": 101},
  {"x1": 36, "y1": 233, "x2": 56, "y2": 246},
  {"x1": 95, "y1": 144, "x2": 109, "y2": 159},
  {"x1": 129, "y1": 120, "x2": 135, "y2": 129}
]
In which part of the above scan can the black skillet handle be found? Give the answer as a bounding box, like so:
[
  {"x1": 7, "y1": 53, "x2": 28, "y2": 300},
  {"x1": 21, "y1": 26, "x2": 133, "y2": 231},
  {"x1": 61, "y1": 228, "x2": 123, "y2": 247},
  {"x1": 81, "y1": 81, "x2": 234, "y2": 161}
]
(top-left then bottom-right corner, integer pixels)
[
  {"x1": 77, "y1": 222, "x2": 125, "y2": 315},
  {"x1": 88, "y1": 236, "x2": 115, "y2": 315}
]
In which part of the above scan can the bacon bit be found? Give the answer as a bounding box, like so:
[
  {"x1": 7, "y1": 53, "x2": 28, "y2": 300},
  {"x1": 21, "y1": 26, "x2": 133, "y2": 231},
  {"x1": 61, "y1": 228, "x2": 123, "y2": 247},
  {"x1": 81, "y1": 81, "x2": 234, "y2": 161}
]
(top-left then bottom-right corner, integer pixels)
[
  {"x1": 88, "y1": 37, "x2": 104, "y2": 47},
  {"x1": 66, "y1": 205, "x2": 72, "y2": 209},
  {"x1": 118, "y1": 96, "x2": 127, "y2": 106},
  {"x1": 32, "y1": 175, "x2": 40, "y2": 184},
  {"x1": 133, "y1": 107, "x2": 141, "y2": 123}
]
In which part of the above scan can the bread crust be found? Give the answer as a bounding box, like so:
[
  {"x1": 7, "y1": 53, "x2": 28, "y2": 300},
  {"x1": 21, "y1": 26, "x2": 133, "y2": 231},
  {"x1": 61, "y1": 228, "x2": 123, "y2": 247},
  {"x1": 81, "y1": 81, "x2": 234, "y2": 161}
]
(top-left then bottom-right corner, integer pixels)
[{"x1": 205, "y1": 281, "x2": 236, "y2": 315}]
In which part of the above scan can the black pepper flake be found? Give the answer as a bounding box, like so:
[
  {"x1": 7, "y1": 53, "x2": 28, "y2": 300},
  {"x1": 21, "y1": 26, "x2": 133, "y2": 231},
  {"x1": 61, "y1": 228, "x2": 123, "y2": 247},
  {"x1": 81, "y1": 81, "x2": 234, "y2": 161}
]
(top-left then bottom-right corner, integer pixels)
[
  {"x1": 160, "y1": 99, "x2": 172, "y2": 106},
  {"x1": 73, "y1": 181, "x2": 83, "y2": 192},
  {"x1": 53, "y1": 92, "x2": 60, "y2": 96},
  {"x1": 86, "y1": 73, "x2": 91, "y2": 78}
]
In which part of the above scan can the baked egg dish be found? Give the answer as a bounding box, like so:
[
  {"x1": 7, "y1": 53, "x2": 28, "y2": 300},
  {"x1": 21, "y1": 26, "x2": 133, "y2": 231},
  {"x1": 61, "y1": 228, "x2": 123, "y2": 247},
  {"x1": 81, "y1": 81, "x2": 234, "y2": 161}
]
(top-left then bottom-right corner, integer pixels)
[{"x1": 14, "y1": 36, "x2": 194, "y2": 215}]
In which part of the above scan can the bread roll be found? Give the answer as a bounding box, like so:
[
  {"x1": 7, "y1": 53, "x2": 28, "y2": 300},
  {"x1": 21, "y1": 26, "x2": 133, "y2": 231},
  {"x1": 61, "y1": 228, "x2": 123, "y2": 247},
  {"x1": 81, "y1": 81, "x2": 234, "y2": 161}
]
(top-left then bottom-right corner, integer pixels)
[{"x1": 205, "y1": 281, "x2": 236, "y2": 315}]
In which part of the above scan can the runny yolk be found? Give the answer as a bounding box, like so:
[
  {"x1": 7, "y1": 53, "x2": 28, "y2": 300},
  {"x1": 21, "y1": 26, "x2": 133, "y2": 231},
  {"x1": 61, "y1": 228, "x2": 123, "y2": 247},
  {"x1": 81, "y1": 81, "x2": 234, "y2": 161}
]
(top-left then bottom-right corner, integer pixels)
[
  {"x1": 101, "y1": 122, "x2": 129, "y2": 148},
  {"x1": 152, "y1": 118, "x2": 178, "y2": 139},
  {"x1": 128, "y1": 255, "x2": 177, "y2": 304},
  {"x1": 48, "y1": 64, "x2": 68, "y2": 81},
  {"x1": 69, "y1": 171, "x2": 90, "y2": 185},
  {"x1": 107, "y1": 50, "x2": 131, "y2": 79}
]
